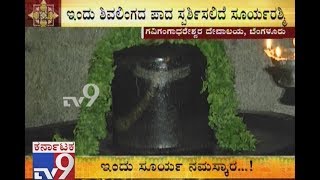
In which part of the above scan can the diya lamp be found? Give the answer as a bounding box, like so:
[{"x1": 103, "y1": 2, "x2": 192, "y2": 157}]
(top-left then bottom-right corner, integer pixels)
[{"x1": 264, "y1": 38, "x2": 295, "y2": 105}]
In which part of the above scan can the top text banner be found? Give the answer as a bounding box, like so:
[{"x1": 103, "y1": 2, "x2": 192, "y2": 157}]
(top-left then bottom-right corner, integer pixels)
[{"x1": 61, "y1": 0, "x2": 295, "y2": 27}]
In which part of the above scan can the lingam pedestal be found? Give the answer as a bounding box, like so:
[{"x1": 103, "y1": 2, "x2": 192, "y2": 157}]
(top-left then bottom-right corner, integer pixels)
[{"x1": 111, "y1": 43, "x2": 215, "y2": 154}]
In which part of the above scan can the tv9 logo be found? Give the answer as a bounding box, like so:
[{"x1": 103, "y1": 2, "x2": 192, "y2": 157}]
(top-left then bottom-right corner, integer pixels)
[
  {"x1": 63, "y1": 84, "x2": 99, "y2": 107},
  {"x1": 33, "y1": 142, "x2": 75, "y2": 180}
]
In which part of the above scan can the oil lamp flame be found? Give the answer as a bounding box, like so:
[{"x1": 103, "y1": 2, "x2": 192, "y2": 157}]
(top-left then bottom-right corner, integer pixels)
[
  {"x1": 266, "y1": 39, "x2": 272, "y2": 49},
  {"x1": 293, "y1": 38, "x2": 295, "y2": 47},
  {"x1": 275, "y1": 46, "x2": 282, "y2": 58}
]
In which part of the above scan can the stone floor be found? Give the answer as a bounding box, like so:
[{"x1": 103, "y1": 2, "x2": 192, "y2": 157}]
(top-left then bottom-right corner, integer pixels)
[{"x1": 25, "y1": 28, "x2": 295, "y2": 127}]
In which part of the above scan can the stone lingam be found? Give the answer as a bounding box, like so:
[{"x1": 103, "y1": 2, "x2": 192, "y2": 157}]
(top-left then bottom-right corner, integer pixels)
[{"x1": 111, "y1": 43, "x2": 216, "y2": 154}]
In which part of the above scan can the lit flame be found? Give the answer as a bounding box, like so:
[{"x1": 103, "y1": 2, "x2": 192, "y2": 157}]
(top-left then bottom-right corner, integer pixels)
[
  {"x1": 275, "y1": 46, "x2": 281, "y2": 58},
  {"x1": 263, "y1": 40, "x2": 294, "y2": 61},
  {"x1": 293, "y1": 38, "x2": 295, "y2": 47},
  {"x1": 266, "y1": 39, "x2": 272, "y2": 49}
]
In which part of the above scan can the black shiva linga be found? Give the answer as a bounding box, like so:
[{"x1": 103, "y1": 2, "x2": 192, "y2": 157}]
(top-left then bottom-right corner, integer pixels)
[
  {"x1": 264, "y1": 39, "x2": 295, "y2": 106},
  {"x1": 110, "y1": 43, "x2": 215, "y2": 154}
]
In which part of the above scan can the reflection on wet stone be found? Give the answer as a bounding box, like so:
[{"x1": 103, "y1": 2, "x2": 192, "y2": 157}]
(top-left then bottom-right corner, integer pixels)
[{"x1": 111, "y1": 43, "x2": 215, "y2": 154}]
